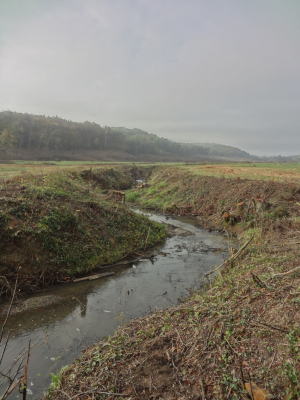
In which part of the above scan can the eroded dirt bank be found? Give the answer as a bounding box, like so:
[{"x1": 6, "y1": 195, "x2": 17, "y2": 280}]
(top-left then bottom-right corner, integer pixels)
[
  {"x1": 47, "y1": 168, "x2": 300, "y2": 399},
  {"x1": 0, "y1": 165, "x2": 165, "y2": 298}
]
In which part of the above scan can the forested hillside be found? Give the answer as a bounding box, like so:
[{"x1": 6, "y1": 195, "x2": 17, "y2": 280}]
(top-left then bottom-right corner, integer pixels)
[
  {"x1": 196, "y1": 142, "x2": 257, "y2": 159},
  {"x1": 113, "y1": 128, "x2": 257, "y2": 159},
  {"x1": 0, "y1": 112, "x2": 209, "y2": 158},
  {"x1": 0, "y1": 111, "x2": 264, "y2": 160}
]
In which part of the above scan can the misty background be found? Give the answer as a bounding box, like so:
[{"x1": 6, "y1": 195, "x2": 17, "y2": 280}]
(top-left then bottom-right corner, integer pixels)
[{"x1": 1, "y1": 0, "x2": 300, "y2": 156}]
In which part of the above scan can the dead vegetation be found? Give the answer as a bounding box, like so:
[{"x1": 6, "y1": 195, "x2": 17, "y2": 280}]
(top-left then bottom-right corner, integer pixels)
[
  {"x1": 45, "y1": 168, "x2": 300, "y2": 400},
  {"x1": 129, "y1": 167, "x2": 300, "y2": 233},
  {"x1": 45, "y1": 223, "x2": 300, "y2": 400},
  {"x1": 191, "y1": 163, "x2": 300, "y2": 182},
  {"x1": 44, "y1": 220, "x2": 300, "y2": 400},
  {"x1": 0, "y1": 165, "x2": 165, "y2": 299}
]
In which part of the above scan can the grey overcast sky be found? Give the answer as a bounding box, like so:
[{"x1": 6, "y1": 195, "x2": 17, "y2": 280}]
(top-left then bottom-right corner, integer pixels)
[{"x1": 1, "y1": 0, "x2": 300, "y2": 156}]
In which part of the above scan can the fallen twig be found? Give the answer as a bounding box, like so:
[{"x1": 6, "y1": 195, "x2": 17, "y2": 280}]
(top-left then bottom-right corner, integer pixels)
[
  {"x1": 250, "y1": 319, "x2": 288, "y2": 333},
  {"x1": 199, "y1": 378, "x2": 205, "y2": 400},
  {"x1": 73, "y1": 271, "x2": 115, "y2": 283},
  {"x1": 0, "y1": 377, "x2": 23, "y2": 400},
  {"x1": 251, "y1": 272, "x2": 267, "y2": 289},
  {"x1": 144, "y1": 227, "x2": 151, "y2": 250},
  {"x1": 247, "y1": 371, "x2": 254, "y2": 400},
  {"x1": 22, "y1": 341, "x2": 30, "y2": 400},
  {"x1": 206, "y1": 236, "x2": 254, "y2": 277},
  {"x1": 0, "y1": 271, "x2": 19, "y2": 344},
  {"x1": 267, "y1": 265, "x2": 300, "y2": 281}
]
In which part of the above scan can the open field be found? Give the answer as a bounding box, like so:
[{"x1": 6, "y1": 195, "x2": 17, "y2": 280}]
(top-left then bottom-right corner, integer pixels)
[
  {"x1": 0, "y1": 161, "x2": 131, "y2": 179},
  {"x1": 1, "y1": 161, "x2": 300, "y2": 181},
  {"x1": 0, "y1": 160, "x2": 182, "y2": 179},
  {"x1": 179, "y1": 162, "x2": 300, "y2": 182}
]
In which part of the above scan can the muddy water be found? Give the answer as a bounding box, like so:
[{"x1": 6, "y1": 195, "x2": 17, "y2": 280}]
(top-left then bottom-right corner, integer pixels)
[{"x1": 1, "y1": 210, "x2": 234, "y2": 399}]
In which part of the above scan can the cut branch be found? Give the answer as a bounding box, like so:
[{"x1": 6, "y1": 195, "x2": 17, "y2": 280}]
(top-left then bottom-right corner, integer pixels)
[
  {"x1": 268, "y1": 265, "x2": 300, "y2": 281},
  {"x1": 206, "y1": 236, "x2": 254, "y2": 277}
]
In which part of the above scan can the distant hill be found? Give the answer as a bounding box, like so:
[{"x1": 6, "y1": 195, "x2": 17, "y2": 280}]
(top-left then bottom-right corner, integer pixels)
[
  {"x1": 0, "y1": 111, "x2": 271, "y2": 161},
  {"x1": 196, "y1": 143, "x2": 300, "y2": 162},
  {"x1": 113, "y1": 129, "x2": 258, "y2": 160},
  {"x1": 195, "y1": 142, "x2": 258, "y2": 159},
  {"x1": 0, "y1": 112, "x2": 209, "y2": 160}
]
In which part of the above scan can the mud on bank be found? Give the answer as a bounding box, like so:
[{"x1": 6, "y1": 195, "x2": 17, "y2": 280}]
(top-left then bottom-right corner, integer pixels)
[
  {"x1": 47, "y1": 168, "x2": 300, "y2": 399},
  {"x1": 0, "y1": 165, "x2": 165, "y2": 298}
]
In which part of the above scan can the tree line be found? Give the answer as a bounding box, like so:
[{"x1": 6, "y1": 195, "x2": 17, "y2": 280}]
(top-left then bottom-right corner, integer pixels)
[{"x1": 0, "y1": 111, "x2": 209, "y2": 157}]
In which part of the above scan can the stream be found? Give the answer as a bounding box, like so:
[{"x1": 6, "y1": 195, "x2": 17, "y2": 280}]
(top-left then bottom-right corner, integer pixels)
[{"x1": 1, "y1": 210, "x2": 234, "y2": 399}]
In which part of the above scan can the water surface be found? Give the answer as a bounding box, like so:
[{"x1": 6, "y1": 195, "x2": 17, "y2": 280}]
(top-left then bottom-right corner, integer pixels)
[{"x1": 1, "y1": 210, "x2": 233, "y2": 399}]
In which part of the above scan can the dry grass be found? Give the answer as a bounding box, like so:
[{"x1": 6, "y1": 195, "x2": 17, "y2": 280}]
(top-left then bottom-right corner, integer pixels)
[
  {"x1": 44, "y1": 223, "x2": 300, "y2": 399},
  {"x1": 0, "y1": 162, "x2": 116, "y2": 179},
  {"x1": 182, "y1": 163, "x2": 300, "y2": 182},
  {"x1": 2, "y1": 161, "x2": 300, "y2": 182},
  {"x1": 44, "y1": 169, "x2": 300, "y2": 399}
]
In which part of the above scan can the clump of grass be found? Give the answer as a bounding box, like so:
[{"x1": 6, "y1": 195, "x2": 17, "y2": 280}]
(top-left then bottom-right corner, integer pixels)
[{"x1": 126, "y1": 191, "x2": 141, "y2": 202}]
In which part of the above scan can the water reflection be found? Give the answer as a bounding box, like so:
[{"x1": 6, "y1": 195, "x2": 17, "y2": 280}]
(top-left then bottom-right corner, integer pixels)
[{"x1": 1, "y1": 210, "x2": 232, "y2": 399}]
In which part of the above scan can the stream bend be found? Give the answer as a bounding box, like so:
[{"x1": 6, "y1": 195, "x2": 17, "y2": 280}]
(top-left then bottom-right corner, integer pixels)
[{"x1": 1, "y1": 210, "x2": 232, "y2": 399}]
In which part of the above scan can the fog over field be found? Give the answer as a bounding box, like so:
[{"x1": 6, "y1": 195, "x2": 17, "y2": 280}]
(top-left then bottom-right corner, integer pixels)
[{"x1": 1, "y1": 0, "x2": 300, "y2": 156}]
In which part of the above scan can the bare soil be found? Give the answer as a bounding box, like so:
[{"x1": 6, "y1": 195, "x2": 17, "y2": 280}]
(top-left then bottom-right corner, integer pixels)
[{"x1": 0, "y1": 165, "x2": 166, "y2": 300}]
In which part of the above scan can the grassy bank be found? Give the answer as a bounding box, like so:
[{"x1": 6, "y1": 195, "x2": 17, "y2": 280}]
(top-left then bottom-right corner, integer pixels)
[
  {"x1": 0, "y1": 165, "x2": 166, "y2": 298},
  {"x1": 46, "y1": 167, "x2": 300, "y2": 399},
  {"x1": 127, "y1": 166, "x2": 300, "y2": 232}
]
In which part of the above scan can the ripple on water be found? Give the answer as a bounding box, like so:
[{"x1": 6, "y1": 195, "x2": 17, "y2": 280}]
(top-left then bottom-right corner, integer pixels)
[{"x1": 1, "y1": 210, "x2": 234, "y2": 399}]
